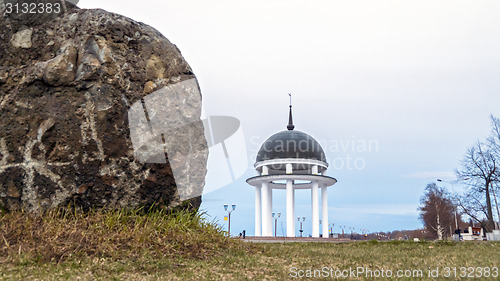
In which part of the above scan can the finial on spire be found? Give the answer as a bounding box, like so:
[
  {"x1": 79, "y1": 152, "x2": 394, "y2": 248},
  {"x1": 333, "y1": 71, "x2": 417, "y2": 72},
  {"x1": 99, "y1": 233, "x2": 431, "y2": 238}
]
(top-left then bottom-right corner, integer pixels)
[{"x1": 287, "y1": 93, "x2": 295, "y2": 131}]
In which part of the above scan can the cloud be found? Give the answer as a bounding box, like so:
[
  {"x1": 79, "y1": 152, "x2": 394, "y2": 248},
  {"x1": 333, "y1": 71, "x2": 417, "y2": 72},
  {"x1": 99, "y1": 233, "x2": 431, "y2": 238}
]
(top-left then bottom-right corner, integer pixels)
[{"x1": 400, "y1": 171, "x2": 456, "y2": 180}]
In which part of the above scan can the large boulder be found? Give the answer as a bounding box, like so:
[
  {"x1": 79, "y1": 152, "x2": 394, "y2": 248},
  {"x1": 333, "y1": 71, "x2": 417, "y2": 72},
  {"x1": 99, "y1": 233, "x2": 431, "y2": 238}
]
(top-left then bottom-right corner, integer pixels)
[{"x1": 0, "y1": 2, "x2": 208, "y2": 212}]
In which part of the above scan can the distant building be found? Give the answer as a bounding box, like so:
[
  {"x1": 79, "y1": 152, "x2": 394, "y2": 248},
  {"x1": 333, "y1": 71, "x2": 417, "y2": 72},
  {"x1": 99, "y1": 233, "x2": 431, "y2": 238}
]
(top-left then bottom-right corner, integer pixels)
[
  {"x1": 461, "y1": 226, "x2": 484, "y2": 241},
  {"x1": 485, "y1": 229, "x2": 500, "y2": 241}
]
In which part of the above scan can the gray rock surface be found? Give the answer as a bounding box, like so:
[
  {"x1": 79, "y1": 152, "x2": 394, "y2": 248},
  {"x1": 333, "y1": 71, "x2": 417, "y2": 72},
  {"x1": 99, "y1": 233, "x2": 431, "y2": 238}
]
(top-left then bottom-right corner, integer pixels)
[{"x1": 0, "y1": 3, "x2": 207, "y2": 212}]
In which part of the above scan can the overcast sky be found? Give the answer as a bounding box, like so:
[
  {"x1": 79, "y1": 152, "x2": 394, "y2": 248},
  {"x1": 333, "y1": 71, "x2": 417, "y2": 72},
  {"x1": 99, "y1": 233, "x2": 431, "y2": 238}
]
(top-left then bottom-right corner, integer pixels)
[{"x1": 80, "y1": 1, "x2": 500, "y2": 235}]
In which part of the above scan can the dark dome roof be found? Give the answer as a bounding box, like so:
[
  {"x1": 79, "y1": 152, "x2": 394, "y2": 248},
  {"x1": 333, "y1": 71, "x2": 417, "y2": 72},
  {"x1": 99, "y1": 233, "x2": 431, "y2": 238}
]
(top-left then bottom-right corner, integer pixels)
[{"x1": 256, "y1": 130, "x2": 326, "y2": 162}]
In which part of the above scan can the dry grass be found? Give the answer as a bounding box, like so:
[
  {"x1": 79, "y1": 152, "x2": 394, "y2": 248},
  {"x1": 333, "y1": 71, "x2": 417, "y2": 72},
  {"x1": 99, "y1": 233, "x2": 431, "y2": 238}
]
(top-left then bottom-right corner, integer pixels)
[
  {"x1": 0, "y1": 208, "x2": 252, "y2": 264},
  {"x1": 1, "y1": 210, "x2": 499, "y2": 280}
]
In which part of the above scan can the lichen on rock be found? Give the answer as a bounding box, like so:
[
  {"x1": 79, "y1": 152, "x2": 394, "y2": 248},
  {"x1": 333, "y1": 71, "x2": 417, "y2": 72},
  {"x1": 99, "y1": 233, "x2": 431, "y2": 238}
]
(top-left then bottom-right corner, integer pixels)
[{"x1": 10, "y1": 28, "x2": 33, "y2": 48}]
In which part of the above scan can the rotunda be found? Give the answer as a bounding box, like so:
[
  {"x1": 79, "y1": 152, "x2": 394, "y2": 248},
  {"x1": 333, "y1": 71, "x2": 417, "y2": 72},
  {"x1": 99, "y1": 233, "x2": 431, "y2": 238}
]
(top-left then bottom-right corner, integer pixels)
[{"x1": 247, "y1": 100, "x2": 337, "y2": 237}]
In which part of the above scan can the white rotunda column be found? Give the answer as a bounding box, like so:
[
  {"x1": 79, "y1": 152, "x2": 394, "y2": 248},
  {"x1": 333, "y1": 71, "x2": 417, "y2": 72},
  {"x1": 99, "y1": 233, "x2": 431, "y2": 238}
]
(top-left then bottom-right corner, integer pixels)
[
  {"x1": 286, "y1": 179, "x2": 295, "y2": 237},
  {"x1": 262, "y1": 181, "x2": 269, "y2": 236},
  {"x1": 311, "y1": 180, "x2": 319, "y2": 237},
  {"x1": 255, "y1": 186, "x2": 261, "y2": 236},
  {"x1": 312, "y1": 165, "x2": 318, "y2": 175},
  {"x1": 286, "y1": 163, "x2": 295, "y2": 237},
  {"x1": 262, "y1": 165, "x2": 269, "y2": 175},
  {"x1": 292, "y1": 180, "x2": 295, "y2": 231},
  {"x1": 267, "y1": 185, "x2": 273, "y2": 236},
  {"x1": 321, "y1": 185, "x2": 328, "y2": 238}
]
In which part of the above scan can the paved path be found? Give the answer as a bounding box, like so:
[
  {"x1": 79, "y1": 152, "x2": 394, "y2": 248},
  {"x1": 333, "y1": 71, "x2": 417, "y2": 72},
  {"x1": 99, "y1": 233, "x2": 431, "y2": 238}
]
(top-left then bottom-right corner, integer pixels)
[{"x1": 239, "y1": 236, "x2": 353, "y2": 243}]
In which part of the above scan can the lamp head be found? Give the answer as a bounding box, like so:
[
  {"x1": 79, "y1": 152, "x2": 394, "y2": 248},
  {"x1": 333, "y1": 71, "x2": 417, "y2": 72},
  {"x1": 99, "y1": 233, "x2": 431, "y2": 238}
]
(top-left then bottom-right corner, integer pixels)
[
  {"x1": 278, "y1": 212, "x2": 281, "y2": 218},
  {"x1": 231, "y1": 204, "x2": 236, "y2": 211},
  {"x1": 224, "y1": 204, "x2": 228, "y2": 211}
]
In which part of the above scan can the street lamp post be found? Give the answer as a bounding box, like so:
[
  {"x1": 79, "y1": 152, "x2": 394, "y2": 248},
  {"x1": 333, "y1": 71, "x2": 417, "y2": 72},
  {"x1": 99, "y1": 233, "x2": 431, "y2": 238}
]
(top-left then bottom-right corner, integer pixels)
[
  {"x1": 273, "y1": 212, "x2": 281, "y2": 237},
  {"x1": 224, "y1": 204, "x2": 236, "y2": 237},
  {"x1": 437, "y1": 179, "x2": 463, "y2": 232},
  {"x1": 330, "y1": 223, "x2": 334, "y2": 237},
  {"x1": 297, "y1": 217, "x2": 306, "y2": 237},
  {"x1": 362, "y1": 229, "x2": 369, "y2": 239}
]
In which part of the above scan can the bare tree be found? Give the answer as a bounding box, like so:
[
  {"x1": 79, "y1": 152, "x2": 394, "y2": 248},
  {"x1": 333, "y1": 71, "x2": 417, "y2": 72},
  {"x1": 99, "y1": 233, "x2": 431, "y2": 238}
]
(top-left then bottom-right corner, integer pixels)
[
  {"x1": 456, "y1": 115, "x2": 500, "y2": 231},
  {"x1": 456, "y1": 186, "x2": 491, "y2": 230},
  {"x1": 488, "y1": 115, "x2": 500, "y2": 156},
  {"x1": 419, "y1": 183, "x2": 455, "y2": 240},
  {"x1": 492, "y1": 182, "x2": 500, "y2": 229},
  {"x1": 488, "y1": 115, "x2": 500, "y2": 227}
]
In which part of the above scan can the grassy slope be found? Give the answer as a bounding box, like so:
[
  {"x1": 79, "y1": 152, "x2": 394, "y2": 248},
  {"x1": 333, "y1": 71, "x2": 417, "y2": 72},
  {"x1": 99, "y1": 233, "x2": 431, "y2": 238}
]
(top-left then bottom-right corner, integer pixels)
[{"x1": 1, "y1": 210, "x2": 499, "y2": 280}]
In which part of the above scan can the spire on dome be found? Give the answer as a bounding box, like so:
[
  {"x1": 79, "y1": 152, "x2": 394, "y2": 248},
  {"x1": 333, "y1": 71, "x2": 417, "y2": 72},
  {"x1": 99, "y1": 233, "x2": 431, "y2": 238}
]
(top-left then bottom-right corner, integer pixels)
[{"x1": 287, "y1": 93, "x2": 295, "y2": 131}]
